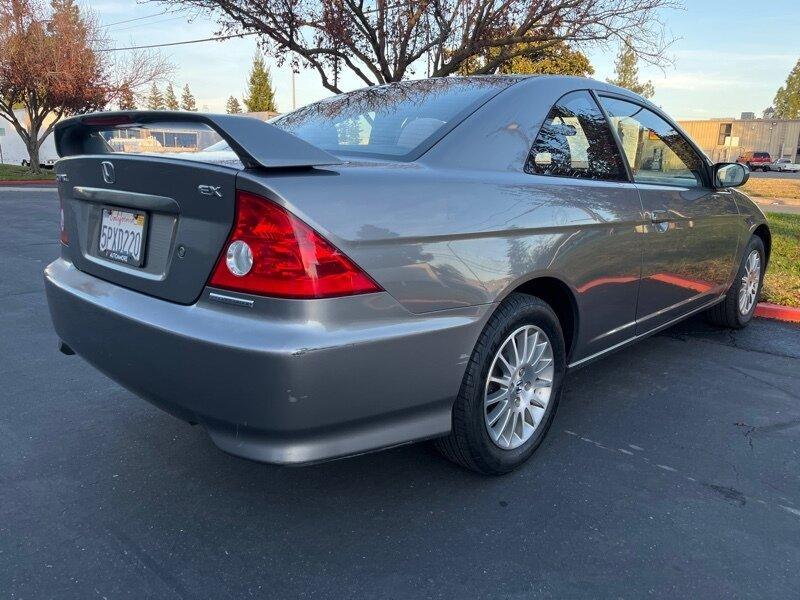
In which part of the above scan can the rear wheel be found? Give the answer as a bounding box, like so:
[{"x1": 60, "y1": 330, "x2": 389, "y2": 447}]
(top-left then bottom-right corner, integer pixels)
[
  {"x1": 435, "y1": 293, "x2": 566, "y2": 475},
  {"x1": 705, "y1": 236, "x2": 765, "y2": 329}
]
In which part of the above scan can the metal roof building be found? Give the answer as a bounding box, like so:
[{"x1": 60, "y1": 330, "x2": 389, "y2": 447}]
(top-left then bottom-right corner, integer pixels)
[{"x1": 678, "y1": 117, "x2": 800, "y2": 163}]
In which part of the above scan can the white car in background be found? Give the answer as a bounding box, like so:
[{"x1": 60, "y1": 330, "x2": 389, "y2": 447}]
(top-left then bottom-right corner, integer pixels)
[{"x1": 768, "y1": 158, "x2": 800, "y2": 172}]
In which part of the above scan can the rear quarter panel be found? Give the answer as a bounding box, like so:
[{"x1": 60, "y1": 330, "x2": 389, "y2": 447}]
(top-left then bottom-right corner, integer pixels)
[
  {"x1": 238, "y1": 78, "x2": 752, "y2": 363},
  {"x1": 239, "y1": 162, "x2": 645, "y2": 362}
]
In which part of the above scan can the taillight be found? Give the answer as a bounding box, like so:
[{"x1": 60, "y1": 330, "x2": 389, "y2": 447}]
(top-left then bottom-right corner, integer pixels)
[
  {"x1": 208, "y1": 190, "x2": 382, "y2": 299},
  {"x1": 59, "y1": 197, "x2": 68, "y2": 245}
]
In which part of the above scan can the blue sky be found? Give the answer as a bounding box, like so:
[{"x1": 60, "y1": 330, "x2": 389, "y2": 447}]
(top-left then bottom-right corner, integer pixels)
[{"x1": 88, "y1": 0, "x2": 799, "y2": 119}]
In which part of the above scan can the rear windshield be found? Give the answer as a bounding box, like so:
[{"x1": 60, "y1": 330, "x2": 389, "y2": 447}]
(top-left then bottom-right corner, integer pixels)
[
  {"x1": 755, "y1": 152, "x2": 770, "y2": 158},
  {"x1": 273, "y1": 77, "x2": 517, "y2": 160},
  {"x1": 90, "y1": 122, "x2": 243, "y2": 167}
]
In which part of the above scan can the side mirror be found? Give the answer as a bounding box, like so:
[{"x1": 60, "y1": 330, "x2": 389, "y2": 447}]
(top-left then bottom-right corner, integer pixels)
[{"x1": 714, "y1": 162, "x2": 749, "y2": 188}]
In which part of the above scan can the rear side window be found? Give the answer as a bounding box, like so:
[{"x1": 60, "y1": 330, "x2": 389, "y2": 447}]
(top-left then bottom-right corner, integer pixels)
[
  {"x1": 274, "y1": 77, "x2": 517, "y2": 160},
  {"x1": 525, "y1": 91, "x2": 628, "y2": 182},
  {"x1": 599, "y1": 97, "x2": 705, "y2": 188}
]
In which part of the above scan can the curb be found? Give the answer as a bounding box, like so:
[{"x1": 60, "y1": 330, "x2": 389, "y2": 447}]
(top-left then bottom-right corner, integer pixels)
[
  {"x1": 755, "y1": 302, "x2": 800, "y2": 323},
  {"x1": 0, "y1": 180, "x2": 56, "y2": 186}
]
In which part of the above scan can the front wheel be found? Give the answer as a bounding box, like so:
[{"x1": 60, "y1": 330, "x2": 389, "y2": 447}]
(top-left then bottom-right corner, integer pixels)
[
  {"x1": 435, "y1": 293, "x2": 566, "y2": 475},
  {"x1": 705, "y1": 235, "x2": 765, "y2": 329}
]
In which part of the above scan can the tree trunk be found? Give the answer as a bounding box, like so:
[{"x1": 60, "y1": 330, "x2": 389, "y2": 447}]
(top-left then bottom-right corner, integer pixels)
[{"x1": 25, "y1": 137, "x2": 42, "y2": 175}]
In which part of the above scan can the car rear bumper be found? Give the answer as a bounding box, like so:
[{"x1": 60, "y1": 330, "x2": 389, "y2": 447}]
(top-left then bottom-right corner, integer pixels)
[{"x1": 44, "y1": 258, "x2": 490, "y2": 464}]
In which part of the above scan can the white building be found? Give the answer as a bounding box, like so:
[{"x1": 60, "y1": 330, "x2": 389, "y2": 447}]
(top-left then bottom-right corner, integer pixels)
[{"x1": 0, "y1": 109, "x2": 59, "y2": 167}]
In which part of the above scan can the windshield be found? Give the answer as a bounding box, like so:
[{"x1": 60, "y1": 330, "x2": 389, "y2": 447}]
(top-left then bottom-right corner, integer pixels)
[{"x1": 273, "y1": 77, "x2": 517, "y2": 160}]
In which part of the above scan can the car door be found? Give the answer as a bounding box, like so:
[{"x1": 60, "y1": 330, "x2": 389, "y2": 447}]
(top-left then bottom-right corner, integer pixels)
[
  {"x1": 520, "y1": 90, "x2": 645, "y2": 358},
  {"x1": 598, "y1": 95, "x2": 741, "y2": 333}
]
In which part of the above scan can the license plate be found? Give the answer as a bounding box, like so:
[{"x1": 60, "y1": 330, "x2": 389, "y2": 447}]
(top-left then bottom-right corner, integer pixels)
[{"x1": 98, "y1": 207, "x2": 148, "y2": 267}]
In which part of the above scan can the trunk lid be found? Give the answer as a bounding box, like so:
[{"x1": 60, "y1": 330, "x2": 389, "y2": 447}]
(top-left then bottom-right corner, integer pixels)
[
  {"x1": 52, "y1": 111, "x2": 341, "y2": 304},
  {"x1": 58, "y1": 155, "x2": 236, "y2": 304}
]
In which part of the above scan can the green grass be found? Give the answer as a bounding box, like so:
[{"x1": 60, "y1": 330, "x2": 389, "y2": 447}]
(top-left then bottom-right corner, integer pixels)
[
  {"x1": 763, "y1": 212, "x2": 800, "y2": 308},
  {"x1": 0, "y1": 163, "x2": 55, "y2": 181}
]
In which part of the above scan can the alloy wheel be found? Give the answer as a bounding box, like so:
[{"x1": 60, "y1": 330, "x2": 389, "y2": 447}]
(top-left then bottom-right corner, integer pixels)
[
  {"x1": 738, "y1": 250, "x2": 761, "y2": 315},
  {"x1": 484, "y1": 325, "x2": 554, "y2": 450}
]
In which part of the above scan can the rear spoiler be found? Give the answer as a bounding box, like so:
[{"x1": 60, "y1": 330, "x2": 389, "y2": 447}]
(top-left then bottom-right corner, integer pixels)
[{"x1": 53, "y1": 111, "x2": 342, "y2": 169}]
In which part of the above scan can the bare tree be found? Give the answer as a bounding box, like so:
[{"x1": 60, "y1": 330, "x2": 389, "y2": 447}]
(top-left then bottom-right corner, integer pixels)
[
  {"x1": 0, "y1": 0, "x2": 169, "y2": 173},
  {"x1": 153, "y1": 0, "x2": 677, "y2": 94}
]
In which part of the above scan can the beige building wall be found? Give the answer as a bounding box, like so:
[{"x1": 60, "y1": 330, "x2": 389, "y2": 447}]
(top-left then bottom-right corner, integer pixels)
[{"x1": 678, "y1": 118, "x2": 800, "y2": 163}]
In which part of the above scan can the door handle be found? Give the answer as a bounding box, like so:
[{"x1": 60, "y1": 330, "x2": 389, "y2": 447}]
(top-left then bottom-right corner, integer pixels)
[{"x1": 650, "y1": 210, "x2": 670, "y2": 223}]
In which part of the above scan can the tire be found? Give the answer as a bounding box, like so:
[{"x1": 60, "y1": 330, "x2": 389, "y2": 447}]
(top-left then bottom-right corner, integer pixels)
[
  {"x1": 435, "y1": 293, "x2": 566, "y2": 475},
  {"x1": 762, "y1": 166, "x2": 770, "y2": 172},
  {"x1": 705, "y1": 235, "x2": 765, "y2": 329}
]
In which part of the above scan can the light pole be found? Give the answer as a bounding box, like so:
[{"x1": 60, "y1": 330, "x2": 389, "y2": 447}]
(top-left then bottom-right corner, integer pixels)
[{"x1": 292, "y1": 70, "x2": 296, "y2": 110}]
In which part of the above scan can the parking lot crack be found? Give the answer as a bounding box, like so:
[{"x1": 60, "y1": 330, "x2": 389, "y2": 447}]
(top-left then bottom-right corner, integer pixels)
[{"x1": 735, "y1": 422, "x2": 756, "y2": 451}]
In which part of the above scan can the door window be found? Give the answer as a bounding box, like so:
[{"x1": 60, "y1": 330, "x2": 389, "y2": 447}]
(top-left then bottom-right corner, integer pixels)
[
  {"x1": 526, "y1": 91, "x2": 628, "y2": 182},
  {"x1": 599, "y1": 97, "x2": 705, "y2": 188}
]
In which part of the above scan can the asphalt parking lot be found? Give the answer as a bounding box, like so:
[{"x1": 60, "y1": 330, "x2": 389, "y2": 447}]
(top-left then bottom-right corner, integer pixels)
[
  {"x1": 749, "y1": 170, "x2": 800, "y2": 179},
  {"x1": 2, "y1": 187, "x2": 800, "y2": 599}
]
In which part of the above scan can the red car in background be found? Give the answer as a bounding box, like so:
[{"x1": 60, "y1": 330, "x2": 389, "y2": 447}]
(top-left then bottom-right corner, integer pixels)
[{"x1": 737, "y1": 151, "x2": 772, "y2": 172}]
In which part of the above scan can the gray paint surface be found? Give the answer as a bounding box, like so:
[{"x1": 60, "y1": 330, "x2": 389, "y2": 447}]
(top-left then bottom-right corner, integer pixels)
[{"x1": 46, "y1": 76, "x2": 769, "y2": 463}]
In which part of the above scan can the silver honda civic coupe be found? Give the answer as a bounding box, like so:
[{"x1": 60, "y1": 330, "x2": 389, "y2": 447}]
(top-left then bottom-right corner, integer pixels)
[{"x1": 45, "y1": 76, "x2": 769, "y2": 474}]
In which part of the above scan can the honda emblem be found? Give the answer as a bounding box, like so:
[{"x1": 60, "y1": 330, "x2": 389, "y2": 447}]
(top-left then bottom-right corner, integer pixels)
[{"x1": 101, "y1": 161, "x2": 115, "y2": 184}]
